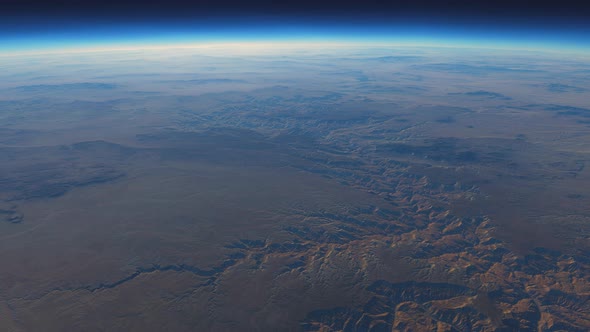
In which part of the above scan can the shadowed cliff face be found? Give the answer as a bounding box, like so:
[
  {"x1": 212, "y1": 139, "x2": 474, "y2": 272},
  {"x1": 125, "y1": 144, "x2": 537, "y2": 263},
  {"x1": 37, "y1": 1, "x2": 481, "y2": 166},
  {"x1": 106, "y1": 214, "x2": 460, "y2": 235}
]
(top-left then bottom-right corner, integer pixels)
[{"x1": 0, "y1": 46, "x2": 589, "y2": 331}]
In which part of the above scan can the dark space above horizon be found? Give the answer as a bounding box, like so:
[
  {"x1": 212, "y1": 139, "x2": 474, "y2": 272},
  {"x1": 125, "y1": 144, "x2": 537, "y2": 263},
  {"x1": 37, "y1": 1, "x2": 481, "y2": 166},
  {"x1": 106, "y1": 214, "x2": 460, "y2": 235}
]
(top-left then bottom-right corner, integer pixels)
[{"x1": 3, "y1": 0, "x2": 590, "y2": 21}]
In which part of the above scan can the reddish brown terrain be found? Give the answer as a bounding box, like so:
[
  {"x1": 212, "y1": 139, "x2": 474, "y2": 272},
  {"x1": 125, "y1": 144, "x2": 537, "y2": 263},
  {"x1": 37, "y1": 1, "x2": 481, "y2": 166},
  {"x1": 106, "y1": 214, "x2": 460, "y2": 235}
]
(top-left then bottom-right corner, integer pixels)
[{"x1": 0, "y1": 45, "x2": 589, "y2": 331}]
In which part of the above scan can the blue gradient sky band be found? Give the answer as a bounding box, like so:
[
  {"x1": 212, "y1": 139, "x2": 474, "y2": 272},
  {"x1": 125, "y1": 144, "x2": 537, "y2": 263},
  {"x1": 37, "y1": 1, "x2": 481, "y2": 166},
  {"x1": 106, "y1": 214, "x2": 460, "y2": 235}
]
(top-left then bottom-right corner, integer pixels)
[{"x1": 1, "y1": 18, "x2": 589, "y2": 53}]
